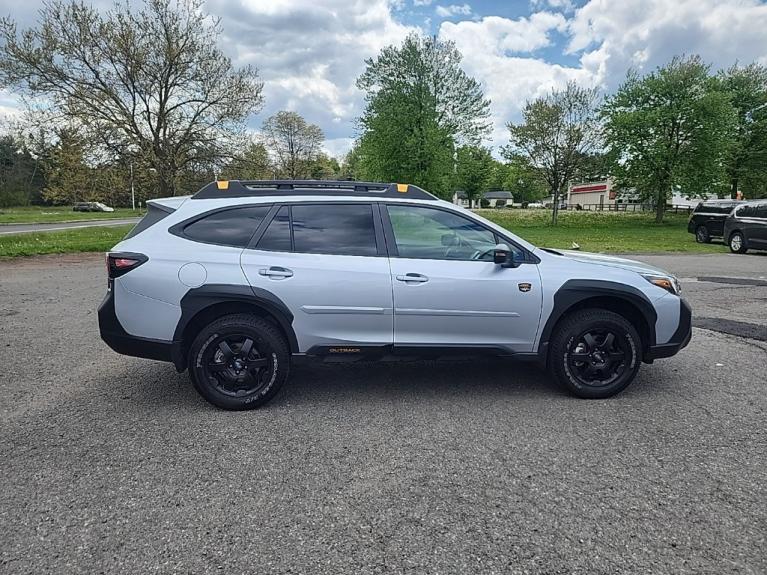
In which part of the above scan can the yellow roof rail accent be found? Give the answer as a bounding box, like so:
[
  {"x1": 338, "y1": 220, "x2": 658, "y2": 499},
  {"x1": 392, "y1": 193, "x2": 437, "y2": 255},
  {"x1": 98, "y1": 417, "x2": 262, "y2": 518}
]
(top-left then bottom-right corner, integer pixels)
[
  {"x1": 396, "y1": 183, "x2": 408, "y2": 193},
  {"x1": 216, "y1": 180, "x2": 230, "y2": 190}
]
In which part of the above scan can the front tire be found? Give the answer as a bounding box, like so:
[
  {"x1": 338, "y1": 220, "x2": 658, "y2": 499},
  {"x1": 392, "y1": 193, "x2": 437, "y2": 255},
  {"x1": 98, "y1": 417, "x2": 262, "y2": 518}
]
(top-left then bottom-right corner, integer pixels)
[
  {"x1": 728, "y1": 232, "x2": 748, "y2": 254},
  {"x1": 695, "y1": 225, "x2": 710, "y2": 243},
  {"x1": 549, "y1": 309, "x2": 642, "y2": 399},
  {"x1": 188, "y1": 314, "x2": 290, "y2": 410}
]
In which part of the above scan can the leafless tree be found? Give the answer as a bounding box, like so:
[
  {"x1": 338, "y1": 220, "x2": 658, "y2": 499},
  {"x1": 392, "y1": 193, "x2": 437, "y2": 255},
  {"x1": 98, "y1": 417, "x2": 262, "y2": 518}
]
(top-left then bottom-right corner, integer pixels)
[
  {"x1": 261, "y1": 111, "x2": 324, "y2": 179},
  {"x1": 0, "y1": 0, "x2": 264, "y2": 196}
]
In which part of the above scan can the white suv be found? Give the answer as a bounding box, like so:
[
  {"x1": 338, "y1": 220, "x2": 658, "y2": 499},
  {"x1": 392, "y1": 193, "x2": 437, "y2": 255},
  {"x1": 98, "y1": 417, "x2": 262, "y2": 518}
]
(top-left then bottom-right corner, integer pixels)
[{"x1": 99, "y1": 180, "x2": 691, "y2": 409}]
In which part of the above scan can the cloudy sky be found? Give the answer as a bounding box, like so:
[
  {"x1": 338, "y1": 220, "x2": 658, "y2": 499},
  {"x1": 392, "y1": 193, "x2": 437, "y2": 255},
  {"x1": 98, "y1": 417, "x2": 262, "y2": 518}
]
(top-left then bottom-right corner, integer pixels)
[{"x1": 2, "y1": 0, "x2": 767, "y2": 157}]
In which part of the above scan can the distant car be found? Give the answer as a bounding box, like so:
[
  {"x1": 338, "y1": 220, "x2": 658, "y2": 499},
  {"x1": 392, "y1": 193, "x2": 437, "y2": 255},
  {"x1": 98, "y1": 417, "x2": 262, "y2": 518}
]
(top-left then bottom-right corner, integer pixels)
[
  {"x1": 73, "y1": 202, "x2": 115, "y2": 213},
  {"x1": 687, "y1": 200, "x2": 743, "y2": 243},
  {"x1": 526, "y1": 202, "x2": 545, "y2": 209},
  {"x1": 723, "y1": 199, "x2": 767, "y2": 254}
]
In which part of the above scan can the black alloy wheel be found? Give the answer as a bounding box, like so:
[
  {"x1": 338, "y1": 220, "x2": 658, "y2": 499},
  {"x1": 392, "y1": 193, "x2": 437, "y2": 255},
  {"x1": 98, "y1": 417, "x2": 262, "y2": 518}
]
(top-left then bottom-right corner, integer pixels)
[
  {"x1": 566, "y1": 328, "x2": 631, "y2": 387},
  {"x1": 549, "y1": 308, "x2": 642, "y2": 399},
  {"x1": 203, "y1": 334, "x2": 273, "y2": 397},
  {"x1": 189, "y1": 314, "x2": 289, "y2": 410},
  {"x1": 695, "y1": 225, "x2": 710, "y2": 243}
]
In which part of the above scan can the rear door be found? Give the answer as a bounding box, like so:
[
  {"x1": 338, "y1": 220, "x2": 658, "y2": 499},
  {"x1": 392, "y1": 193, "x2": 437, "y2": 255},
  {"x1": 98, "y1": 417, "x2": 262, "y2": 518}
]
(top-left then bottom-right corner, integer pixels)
[
  {"x1": 751, "y1": 203, "x2": 767, "y2": 246},
  {"x1": 382, "y1": 203, "x2": 542, "y2": 353},
  {"x1": 240, "y1": 202, "x2": 394, "y2": 353}
]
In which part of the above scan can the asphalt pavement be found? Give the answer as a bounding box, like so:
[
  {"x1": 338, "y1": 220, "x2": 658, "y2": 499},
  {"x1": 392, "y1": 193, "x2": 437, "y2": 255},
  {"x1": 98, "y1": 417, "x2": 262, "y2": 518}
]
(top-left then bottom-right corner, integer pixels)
[
  {"x1": 0, "y1": 252, "x2": 765, "y2": 574},
  {"x1": 0, "y1": 218, "x2": 140, "y2": 235}
]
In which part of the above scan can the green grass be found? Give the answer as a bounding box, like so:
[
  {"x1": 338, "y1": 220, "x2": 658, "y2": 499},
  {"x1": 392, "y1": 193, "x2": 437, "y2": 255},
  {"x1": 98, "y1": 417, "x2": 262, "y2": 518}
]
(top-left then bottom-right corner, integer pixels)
[
  {"x1": 0, "y1": 209, "x2": 723, "y2": 258},
  {"x1": 0, "y1": 225, "x2": 133, "y2": 258},
  {"x1": 0, "y1": 205, "x2": 142, "y2": 224},
  {"x1": 476, "y1": 209, "x2": 724, "y2": 254}
]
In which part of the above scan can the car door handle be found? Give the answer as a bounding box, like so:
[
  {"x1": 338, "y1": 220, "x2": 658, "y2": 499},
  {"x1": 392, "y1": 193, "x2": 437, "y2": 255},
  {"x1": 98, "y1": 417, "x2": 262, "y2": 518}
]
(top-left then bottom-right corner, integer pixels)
[
  {"x1": 259, "y1": 266, "x2": 293, "y2": 279},
  {"x1": 396, "y1": 273, "x2": 429, "y2": 283}
]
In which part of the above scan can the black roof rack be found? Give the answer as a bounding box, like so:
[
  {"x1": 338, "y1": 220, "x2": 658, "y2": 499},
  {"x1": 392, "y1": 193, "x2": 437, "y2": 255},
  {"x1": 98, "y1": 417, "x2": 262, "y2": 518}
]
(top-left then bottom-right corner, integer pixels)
[{"x1": 191, "y1": 180, "x2": 438, "y2": 201}]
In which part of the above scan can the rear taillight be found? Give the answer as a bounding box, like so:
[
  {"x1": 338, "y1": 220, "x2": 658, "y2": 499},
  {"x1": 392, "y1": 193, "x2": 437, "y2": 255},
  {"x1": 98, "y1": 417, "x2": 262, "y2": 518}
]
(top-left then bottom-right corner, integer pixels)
[{"x1": 106, "y1": 252, "x2": 148, "y2": 281}]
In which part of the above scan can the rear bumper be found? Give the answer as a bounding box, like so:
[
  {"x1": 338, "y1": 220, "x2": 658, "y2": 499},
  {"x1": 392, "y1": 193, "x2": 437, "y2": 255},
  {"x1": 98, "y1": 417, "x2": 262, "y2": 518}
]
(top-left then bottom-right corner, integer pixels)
[
  {"x1": 644, "y1": 298, "x2": 692, "y2": 361},
  {"x1": 98, "y1": 289, "x2": 176, "y2": 363}
]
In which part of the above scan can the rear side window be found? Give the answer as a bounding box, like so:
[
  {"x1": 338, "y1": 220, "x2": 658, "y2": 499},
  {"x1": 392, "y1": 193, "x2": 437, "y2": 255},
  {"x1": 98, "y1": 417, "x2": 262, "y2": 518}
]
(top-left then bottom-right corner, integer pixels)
[
  {"x1": 257, "y1": 206, "x2": 291, "y2": 251},
  {"x1": 292, "y1": 204, "x2": 377, "y2": 256},
  {"x1": 124, "y1": 204, "x2": 172, "y2": 239},
  {"x1": 182, "y1": 206, "x2": 270, "y2": 247},
  {"x1": 738, "y1": 205, "x2": 757, "y2": 218},
  {"x1": 757, "y1": 204, "x2": 767, "y2": 219},
  {"x1": 255, "y1": 204, "x2": 378, "y2": 256}
]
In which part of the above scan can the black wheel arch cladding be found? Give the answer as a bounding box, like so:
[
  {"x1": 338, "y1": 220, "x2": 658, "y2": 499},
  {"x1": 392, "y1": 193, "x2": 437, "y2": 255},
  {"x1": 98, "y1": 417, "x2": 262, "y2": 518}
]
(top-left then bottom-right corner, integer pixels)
[
  {"x1": 174, "y1": 284, "x2": 299, "y2": 368},
  {"x1": 539, "y1": 279, "x2": 658, "y2": 357}
]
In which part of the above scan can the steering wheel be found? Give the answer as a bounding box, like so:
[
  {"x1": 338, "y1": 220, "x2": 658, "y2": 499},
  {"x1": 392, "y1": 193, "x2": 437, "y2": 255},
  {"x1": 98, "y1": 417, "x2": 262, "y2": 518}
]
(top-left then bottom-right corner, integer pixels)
[
  {"x1": 444, "y1": 235, "x2": 470, "y2": 259},
  {"x1": 472, "y1": 247, "x2": 495, "y2": 261}
]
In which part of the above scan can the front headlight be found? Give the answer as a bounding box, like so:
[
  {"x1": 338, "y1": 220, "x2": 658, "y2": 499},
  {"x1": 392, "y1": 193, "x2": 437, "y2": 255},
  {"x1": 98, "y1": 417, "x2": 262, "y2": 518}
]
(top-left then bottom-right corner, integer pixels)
[{"x1": 642, "y1": 274, "x2": 681, "y2": 295}]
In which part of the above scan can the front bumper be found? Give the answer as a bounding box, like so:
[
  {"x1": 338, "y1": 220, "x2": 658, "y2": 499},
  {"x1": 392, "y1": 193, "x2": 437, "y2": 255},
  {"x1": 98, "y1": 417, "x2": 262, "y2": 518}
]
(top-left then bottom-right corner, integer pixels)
[
  {"x1": 644, "y1": 297, "x2": 692, "y2": 362},
  {"x1": 98, "y1": 289, "x2": 175, "y2": 363}
]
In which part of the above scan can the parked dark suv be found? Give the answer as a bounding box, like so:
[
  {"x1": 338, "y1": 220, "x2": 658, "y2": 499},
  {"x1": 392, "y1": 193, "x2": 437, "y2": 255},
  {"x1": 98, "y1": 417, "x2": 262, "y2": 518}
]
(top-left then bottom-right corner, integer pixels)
[
  {"x1": 723, "y1": 200, "x2": 767, "y2": 253},
  {"x1": 687, "y1": 200, "x2": 742, "y2": 243}
]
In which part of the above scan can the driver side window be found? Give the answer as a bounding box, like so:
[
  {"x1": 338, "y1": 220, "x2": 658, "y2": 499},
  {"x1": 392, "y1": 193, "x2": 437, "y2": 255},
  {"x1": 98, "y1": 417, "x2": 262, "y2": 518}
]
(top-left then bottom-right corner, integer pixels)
[{"x1": 386, "y1": 204, "x2": 498, "y2": 261}]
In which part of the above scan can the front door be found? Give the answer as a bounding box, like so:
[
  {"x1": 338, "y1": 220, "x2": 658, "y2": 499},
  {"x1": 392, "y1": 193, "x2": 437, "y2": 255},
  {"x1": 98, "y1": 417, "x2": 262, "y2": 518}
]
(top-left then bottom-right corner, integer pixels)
[
  {"x1": 241, "y1": 203, "x2": 393, "y2": 352},
  {"x1": 383, "y1": 204, "x2": 542, "y2": 353}
]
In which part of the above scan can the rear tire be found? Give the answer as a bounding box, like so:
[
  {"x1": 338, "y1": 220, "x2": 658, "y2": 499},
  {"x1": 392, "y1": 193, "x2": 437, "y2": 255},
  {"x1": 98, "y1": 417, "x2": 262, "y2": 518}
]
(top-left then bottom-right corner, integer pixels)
[
  {"x1": 188, "y1": 314, "x2": 290, "y2": 410},
  {"x1": 695, "y1": 225, "x2": 710, "y2": 243},
  {"x1": 728, "y1": 231, "x2": 748, "y2": 254},
  {"x1": 549, "y1": 309, "x2": 642, "y2": 399}
]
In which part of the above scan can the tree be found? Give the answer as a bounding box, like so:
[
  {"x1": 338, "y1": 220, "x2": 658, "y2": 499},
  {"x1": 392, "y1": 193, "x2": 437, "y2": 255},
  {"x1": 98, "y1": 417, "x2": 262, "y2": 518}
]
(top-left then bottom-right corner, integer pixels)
[
  {"x1": 454, "y1": 146, "x2": 493, "y2": 207},
  {"x1": 502, "y1": 154, "x2": 548, "y2": 205},
  {"x1": 505, "y1": 82, "x2": 600, "y2": 225},
  {"x1": 261, "y1": 111, "x2": 324, "y2": 179},
  {"x1": 355, "y1": 34, "x2": 491, "y2": 198},
  {"x1": 42, "y1": 129, "x2": 89, "y2": 205},
  {"x1": 0, "y1": 0, "x2": 263, "y2": 197},
  {"x1": 718, "y1": 63, "x2": 767, "y2": 199},
  {"x1": 0, "y1": 133, "x2": 45, "y2": 207},
  {"x1": 220, "y1": 141, "x2": 274, "y2": 180},
  {"x1": 602, "y1": 56, "x2": 736, "y2": 222},
  {"x1": 308, "y1": 153, "x2": 340, "y2": 180}
]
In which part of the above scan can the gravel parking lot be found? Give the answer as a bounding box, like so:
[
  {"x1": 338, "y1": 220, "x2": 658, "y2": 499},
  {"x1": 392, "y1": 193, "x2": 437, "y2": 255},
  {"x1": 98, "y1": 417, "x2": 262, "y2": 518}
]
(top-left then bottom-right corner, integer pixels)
[{"x1": 1, "y1": 252, "x2": 765, "y2": 574}]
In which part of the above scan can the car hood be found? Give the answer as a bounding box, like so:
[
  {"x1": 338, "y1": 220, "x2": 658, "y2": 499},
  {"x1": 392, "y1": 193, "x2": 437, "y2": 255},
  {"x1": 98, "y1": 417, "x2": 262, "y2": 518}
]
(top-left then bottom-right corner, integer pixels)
[{"x1": 545, "y1": 249, "x2": 672, "y2": 276}]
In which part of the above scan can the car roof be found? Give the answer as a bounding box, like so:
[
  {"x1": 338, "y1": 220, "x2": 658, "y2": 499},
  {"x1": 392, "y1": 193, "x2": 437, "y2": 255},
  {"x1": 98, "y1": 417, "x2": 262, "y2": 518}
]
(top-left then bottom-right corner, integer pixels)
[{"x1": 191, "y1": 180, "x2": 439, "y2": 202}]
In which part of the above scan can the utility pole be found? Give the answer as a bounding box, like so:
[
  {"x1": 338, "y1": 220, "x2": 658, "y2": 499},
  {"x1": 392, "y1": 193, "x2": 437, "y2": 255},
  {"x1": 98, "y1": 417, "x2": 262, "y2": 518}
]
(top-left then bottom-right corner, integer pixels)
[{"x1": 130, "y1": 161, "x2": 136, "y2": 211}]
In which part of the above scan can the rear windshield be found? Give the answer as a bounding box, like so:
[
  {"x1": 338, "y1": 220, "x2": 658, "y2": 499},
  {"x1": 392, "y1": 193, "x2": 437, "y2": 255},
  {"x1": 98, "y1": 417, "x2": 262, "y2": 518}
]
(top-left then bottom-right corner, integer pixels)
[{"x1": 124, "y1": 204, "x2": 173, "y2": 239}]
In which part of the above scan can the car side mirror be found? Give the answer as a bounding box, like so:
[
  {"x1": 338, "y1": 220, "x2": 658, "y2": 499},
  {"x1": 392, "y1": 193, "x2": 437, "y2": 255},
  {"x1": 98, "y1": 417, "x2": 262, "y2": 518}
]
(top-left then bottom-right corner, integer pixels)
[{"x1": 493, "y1": 243, "x2": 521, "y2": 268}]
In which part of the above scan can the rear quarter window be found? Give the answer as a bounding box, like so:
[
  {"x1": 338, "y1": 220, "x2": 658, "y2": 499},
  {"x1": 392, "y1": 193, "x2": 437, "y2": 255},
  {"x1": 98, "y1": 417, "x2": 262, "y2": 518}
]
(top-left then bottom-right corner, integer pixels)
[{"x1": 180, "y1": 206, "x2": 271, "y2": 247}]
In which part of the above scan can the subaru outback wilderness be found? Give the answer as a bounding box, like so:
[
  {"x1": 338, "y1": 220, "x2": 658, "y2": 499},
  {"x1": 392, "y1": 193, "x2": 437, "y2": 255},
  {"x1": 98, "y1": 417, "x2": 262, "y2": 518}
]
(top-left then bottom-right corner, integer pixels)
[{"x1": 99, "y1": 180, "x2": 691, "y2": 409}]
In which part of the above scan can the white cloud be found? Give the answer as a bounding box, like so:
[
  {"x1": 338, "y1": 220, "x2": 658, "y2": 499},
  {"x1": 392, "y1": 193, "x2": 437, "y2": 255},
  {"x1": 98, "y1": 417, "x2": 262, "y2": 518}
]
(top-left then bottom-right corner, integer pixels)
[
  {"x1": 568, "y1": 0, "x2": 767, "y2": 90},
  {"x1": 531, "y1": 0, "x2": 575, "y2": 14},
  {"x1": 205, "y1": 0, "x2": 419, "y2": 155},
  {"x1": 439, "y1": 12, "x2": 594, "y2": 150},
  {"x1": 435, "y1": 4, "x2": 473, "y2": 18},
  {"x1": 413, "y1": 0, "x2": 433, "y2": 5}
]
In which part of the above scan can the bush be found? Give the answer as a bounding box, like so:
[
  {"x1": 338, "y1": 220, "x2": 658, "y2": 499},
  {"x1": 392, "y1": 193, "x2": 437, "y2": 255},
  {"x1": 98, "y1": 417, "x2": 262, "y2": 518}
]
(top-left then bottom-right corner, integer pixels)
[{"x1": 480, "y1": 198, "x2": 490, "y2": 208}]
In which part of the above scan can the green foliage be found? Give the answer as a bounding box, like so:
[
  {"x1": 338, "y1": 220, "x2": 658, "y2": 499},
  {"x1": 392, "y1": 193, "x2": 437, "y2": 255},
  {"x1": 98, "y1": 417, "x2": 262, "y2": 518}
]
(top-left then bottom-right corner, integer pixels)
[
  {"x1": 505, "y1": 82, "x2": 600, "y2": 224},
  {"x1": 42, "y1": 130, "x2": 89, "y2": 205},
  {"x1": 0, "y1": 134, "x2": 44, "y2": 207},
  {"x1": 601, "y1": 55, "x2": 737, "y2": 221},
  {"x1": 221, "y1": 141, "x2": 274, "y2": 180},
  {"x1": 717, "y1": 63, "x2": 767, "y2": 199},
  {"x1": 355, "y1": 33, "x2": 490, "y2": 198},
  {"x1": 454, "y1": 146, "x2": 494, "y2": 207},
  {"x1": 499, "y1": 154, "x2": 548, "y2": 204}
]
